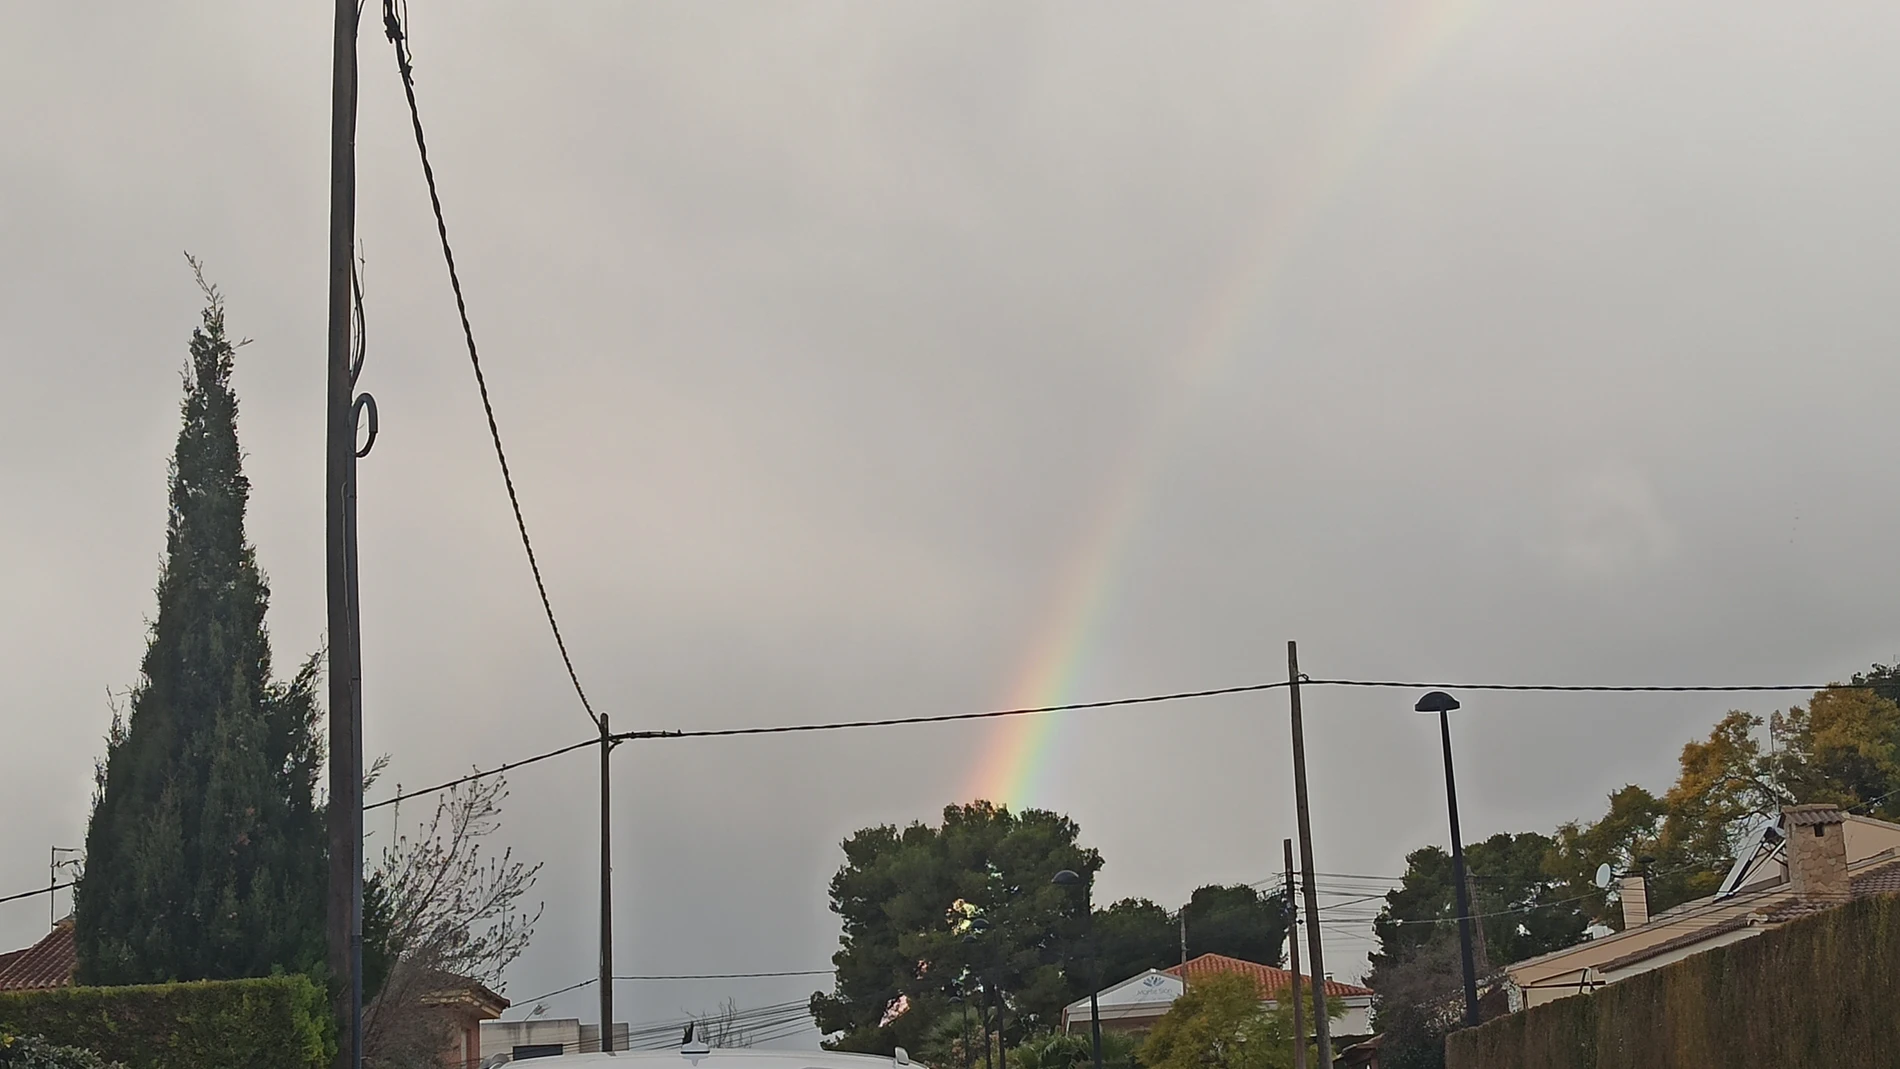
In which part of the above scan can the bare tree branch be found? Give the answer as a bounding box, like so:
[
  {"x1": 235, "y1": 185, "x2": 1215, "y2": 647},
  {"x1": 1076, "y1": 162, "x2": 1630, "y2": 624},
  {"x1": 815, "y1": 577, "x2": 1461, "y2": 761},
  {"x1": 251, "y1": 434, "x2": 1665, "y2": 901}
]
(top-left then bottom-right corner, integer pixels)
[{"x1": 361, "y1": 771, "x2": 543, "y2": 1069}]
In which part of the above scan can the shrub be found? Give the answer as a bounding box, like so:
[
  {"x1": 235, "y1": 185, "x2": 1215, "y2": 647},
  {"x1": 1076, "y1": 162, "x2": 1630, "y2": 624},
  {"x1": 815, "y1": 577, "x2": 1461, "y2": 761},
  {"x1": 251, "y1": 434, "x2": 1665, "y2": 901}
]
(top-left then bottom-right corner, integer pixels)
[
  {"x1": 0, "y1": 975, "x2": 331, "y2": 1069},
  {"x1": 0, "y1": 1032, "x2": 123, "y2": 1069}
]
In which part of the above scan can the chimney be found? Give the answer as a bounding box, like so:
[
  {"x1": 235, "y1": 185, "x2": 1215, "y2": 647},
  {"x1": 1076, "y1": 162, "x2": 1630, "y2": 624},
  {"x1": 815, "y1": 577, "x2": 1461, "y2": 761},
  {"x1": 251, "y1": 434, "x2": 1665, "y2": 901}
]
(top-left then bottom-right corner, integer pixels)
[
  {"x1": 1617, "y1": 875, "x2": 1649, "y2": 928},
  {"x1": 1782, "y1": 804, "x2": 1850, "y2": 903}
]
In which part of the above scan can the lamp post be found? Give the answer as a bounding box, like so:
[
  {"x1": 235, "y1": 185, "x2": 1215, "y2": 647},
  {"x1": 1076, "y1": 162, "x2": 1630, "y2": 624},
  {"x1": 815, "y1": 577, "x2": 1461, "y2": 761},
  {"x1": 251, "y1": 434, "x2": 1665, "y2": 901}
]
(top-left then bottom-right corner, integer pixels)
[
  {"x1": 1416, "y1": 690, "x2": 1479, "y2": 1028},
  {"x1": 963, "y1": 918, "x2": 1000, "y2": 1069},
  {"x1": 1052, "y1": 870, "x2": 1103, "y2": 1069}
]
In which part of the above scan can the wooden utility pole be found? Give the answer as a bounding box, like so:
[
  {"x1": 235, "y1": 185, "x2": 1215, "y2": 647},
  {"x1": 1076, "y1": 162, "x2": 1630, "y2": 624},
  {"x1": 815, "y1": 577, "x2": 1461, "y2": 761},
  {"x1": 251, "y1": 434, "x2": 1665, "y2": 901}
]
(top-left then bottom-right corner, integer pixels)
[
  {"x1": 1285, "y1": 642, "x2": 1333, "y2": 1068},
  {"x1": 599, "y1": 715, "x2": 615, "y2": 1052},
  {"x1": 324, "y1": 0, "x2": 361, "y2": 1066},
  {"x1": 1284, "y1": 839, "x2": 1306, "y2": 1069}
]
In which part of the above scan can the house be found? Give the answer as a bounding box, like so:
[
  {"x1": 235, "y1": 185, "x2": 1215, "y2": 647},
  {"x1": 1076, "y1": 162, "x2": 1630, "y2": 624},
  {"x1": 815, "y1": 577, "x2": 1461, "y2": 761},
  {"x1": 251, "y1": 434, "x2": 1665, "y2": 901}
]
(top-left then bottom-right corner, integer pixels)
[
  {"x1": 1503, "y1": 804, "x2": 1900, "y2": 1010},
  {"x1": 0, "y1": 917, "x2": 77, "y2": 992},
  {"x1": 1059, "y1": 952, "x2": 1376, "y2": 1039},
  {"x1": 480, "y1": 1017, "x2": 630, "y2": 1062},
  {"x1": 420, "y1": 973, "x2": 511, "y2": 1069}
]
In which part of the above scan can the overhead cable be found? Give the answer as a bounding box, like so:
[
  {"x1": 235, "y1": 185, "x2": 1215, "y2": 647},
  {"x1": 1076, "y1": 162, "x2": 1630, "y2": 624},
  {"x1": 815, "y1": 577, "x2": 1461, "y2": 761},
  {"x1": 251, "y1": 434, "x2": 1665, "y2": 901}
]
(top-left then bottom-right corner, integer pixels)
[
  {"x1": 358, "y1": 673, "x2": 1898, "y2": 813},
  {"x1": 1306, "y1": 678, "x2": 1870, "y2": 694},
  {"x1": 380, "y1": 0, "x2": 601, "y2": 732},
  {"x1": 0, "y1": 882, "x2": 70, "y2": 907}
]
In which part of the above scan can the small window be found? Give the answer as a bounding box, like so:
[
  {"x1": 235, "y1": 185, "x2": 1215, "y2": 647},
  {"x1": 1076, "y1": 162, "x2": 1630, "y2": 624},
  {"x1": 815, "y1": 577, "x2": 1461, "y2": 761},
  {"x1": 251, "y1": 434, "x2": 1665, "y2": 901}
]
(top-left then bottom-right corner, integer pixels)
[
  {"x1": 1816, "y1": 826, "x2": 1826, "y2": 838},
  {"x1": 515, "y1": 1044, "x2": 567, "y2": 1060}
]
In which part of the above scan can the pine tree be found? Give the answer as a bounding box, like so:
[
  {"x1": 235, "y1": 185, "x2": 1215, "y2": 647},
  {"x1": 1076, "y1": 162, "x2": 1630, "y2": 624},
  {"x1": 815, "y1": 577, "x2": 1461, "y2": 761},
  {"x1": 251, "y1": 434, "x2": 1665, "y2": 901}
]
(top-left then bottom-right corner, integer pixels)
[{"x1": 74, "y1": 268, "x2": 326, "y2": 985}]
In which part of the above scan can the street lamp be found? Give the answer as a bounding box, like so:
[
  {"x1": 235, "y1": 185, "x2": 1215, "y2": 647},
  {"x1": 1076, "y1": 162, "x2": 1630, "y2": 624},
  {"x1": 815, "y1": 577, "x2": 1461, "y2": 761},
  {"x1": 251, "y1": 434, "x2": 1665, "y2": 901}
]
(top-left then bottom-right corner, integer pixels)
[
  {"x1": 1416, "y1": 690, "x2": 1479, "y2": 1028},
  {"x1": 1052, "y1": 870, "x2": 1103, "y2": 1069},
  {"x1": 962, "y1": 919, "x2": 1002, "y2": 1069}
]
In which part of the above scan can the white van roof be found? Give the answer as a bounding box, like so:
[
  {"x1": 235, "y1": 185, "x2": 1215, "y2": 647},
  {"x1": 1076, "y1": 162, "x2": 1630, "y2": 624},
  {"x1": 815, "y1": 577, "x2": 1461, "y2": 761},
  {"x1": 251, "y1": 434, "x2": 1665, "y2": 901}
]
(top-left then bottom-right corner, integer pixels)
[{"x1": 516, "y1": 1048, "x2": 920, "y2": 1069}]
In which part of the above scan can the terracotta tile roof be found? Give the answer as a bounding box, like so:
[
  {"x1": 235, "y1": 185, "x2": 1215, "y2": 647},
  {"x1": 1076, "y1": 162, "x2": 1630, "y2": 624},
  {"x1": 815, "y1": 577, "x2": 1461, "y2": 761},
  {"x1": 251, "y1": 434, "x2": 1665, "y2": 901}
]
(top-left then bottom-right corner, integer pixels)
[
  {"x1": 0, "y1": 950, "x2": 23, "y2": 976},
  {"x1": 1784, "y1": 804, "x2": 1846, "y2": 826},
  {"x1": 418, "y1": 970, "x2": 511, "y2": 1019},
  {"x1": 1596, "y1": 866, "x2": 1899, "y2": 975},
  {"x1": 1851, "y1": 857, "x2": 1900, "y2": 896},
  {"x1": 1164, "y1": 952, "x2": 1372, "y2": 999},
  {"x1": 0, "y1": 920, "x2": 76, "y2": 992}
]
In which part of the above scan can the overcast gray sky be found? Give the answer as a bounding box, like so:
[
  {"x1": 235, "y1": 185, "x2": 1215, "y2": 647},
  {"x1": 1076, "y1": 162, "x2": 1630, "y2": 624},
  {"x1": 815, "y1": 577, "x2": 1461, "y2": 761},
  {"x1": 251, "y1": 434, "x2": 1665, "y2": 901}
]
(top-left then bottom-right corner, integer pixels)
[{"x1": 7, "y1": 0, "x2": 1900, "y2": 1040}]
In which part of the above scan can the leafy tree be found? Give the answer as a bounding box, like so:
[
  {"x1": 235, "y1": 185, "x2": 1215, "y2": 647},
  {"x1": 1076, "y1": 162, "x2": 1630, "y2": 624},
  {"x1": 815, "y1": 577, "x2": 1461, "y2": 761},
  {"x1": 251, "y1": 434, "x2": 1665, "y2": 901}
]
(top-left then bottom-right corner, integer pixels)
[
  {"x1": 1849, "y1": 660, "x2": 1900, "y2": 706},
  {"x1": 810, "y1": 803, "x2": 1296, "y2": 1055},
  {"x1": 810, "y1": 802, "x2": 1101, "y2": 1054},
  {"x1": 1546, "y1": 710, "x2": 1794, "y2": 920},
  {"x1": 1009, "y1": 1029, "x2": 1138, "y2": 1069},
  {"x1": 1770, "y1": 686, "x2": 1900, "y2": 819},
  {"x1": 1089, "y1": 898, "x2": 1178, "y2": 988},
  {"x1": 1370, "y1": 833, "x2": 1587, "y2": 974},
  {"x1": 1138, "y1": 973, "x2": 1337, "y2": 1069},
  {"x1": 1364, "y1": 666, "x2": 1900, "y2": 1069},
  {"x1": 915, "y1": 1001, "x2": 995, "y2": 1069},
  {"x1": 0, "y1": 1033, "x2": 123, "y2": 1069},
  {"x1": 1548, "y1": 785, "x2": 1667, "y2": 928},
  {"x1": 1367, "y1": 833, "x2": 1586, "y2": 1069},
  {"x1": 1367, "y1": 935, "x2": 1465, "y2": 1069},
  {"x1": 1089, "y1": 886, "x2": 1289, "y2": 990},
  {"x1": 1656, "y1": 709, "x2": 1780, "y2": 896},
  {"x1": 74, "y1": 268, "x2": 326, "y2": 985},
  {"x1": 1549, "y1": 684, "x2": 1900, "y2": 922},
  {"x1": 1181, "y1": 885, "x2": 1289, "y2": 968}
]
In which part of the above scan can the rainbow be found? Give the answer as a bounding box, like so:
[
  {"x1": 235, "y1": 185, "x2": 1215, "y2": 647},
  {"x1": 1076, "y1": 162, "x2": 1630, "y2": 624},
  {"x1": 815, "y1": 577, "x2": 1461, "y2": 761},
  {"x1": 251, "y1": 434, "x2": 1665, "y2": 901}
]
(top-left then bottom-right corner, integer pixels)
[{"x1": 965, "y1": 0, "x2": 1488, "y2": 807}]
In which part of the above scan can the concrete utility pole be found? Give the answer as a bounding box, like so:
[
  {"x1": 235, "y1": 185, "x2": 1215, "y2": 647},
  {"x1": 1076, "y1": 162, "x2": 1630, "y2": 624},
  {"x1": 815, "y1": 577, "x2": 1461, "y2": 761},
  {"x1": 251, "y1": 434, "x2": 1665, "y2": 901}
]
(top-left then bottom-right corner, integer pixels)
[
  {"x1": 1285, "y1": 642, "x2": 1333, "y2": 1068},
  {"x1": 325, "y1": 0, "x2": 363, "y2": 1065},
  {"x1": 1284, "y1": 839, "x2": 1305, "y2": 1069}
]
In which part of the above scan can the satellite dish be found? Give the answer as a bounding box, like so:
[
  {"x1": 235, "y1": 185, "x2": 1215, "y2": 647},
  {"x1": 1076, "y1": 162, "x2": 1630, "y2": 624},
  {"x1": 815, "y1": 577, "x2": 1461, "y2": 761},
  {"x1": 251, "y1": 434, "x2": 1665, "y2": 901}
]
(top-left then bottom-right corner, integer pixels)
[{"x1": 1594, "y1": 863, "x2": 1615, "y2": 890}]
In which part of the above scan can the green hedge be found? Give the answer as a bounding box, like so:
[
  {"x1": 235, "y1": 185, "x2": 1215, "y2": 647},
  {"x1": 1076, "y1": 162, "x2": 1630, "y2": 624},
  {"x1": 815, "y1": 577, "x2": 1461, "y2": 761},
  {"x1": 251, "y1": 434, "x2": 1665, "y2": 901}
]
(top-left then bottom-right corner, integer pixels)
[
  {"x1": 1447, "y1": 894, "x2": 1900, "y2": 1069},
  {"x1": 0, "y1": 976, "x2": 331, "y2": 1069}
]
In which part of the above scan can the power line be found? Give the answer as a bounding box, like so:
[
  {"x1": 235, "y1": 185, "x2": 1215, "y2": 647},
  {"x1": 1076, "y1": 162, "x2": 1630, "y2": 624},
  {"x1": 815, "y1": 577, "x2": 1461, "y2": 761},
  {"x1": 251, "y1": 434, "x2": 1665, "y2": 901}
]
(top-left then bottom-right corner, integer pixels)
[
  {"x1": 512, "y1": 976, "x2": 830, "y2": 1010},
  {"x1": 380, "y1": 0, "x2": 601, "y2": 733},
  {"x1": 364, "y1": 737, "x2": 599, "y2": 812},
  {"x1": 1847, "y1": 784, "x2": 1900, "y2": 814},
  {"x1": 1307, "y1": 678, "x2": 1870, "y2": 694},
  {"x1": 1317, "y1": 895, "x2": 1387, "y2": 912},
  {"x1": 631, "y1": 681, "x2": 1294, "y2": 742},
  {"x1": 514, "y1": 978, "x2": 596, "y2": 1006},
  {"x1": 363, "y1": 680, "x2": 1300, "y2": 812},
  {"x1": 357, "y1": 671, "x2": 1894, "y2": 814},
  {"x1": 619, "y1": 971, "x2": 830, "y2": 980},
  {"x1": 0, "y1": 882, "x2": 70, "y2": 907}
]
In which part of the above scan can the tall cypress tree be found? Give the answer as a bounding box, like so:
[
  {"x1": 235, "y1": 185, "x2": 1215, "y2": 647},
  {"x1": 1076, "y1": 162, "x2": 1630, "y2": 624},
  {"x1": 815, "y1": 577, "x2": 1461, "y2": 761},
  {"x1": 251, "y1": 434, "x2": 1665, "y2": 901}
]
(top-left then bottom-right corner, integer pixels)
[{"x1": 75, "y1": 271, "x2": 326, "y2": 984}]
